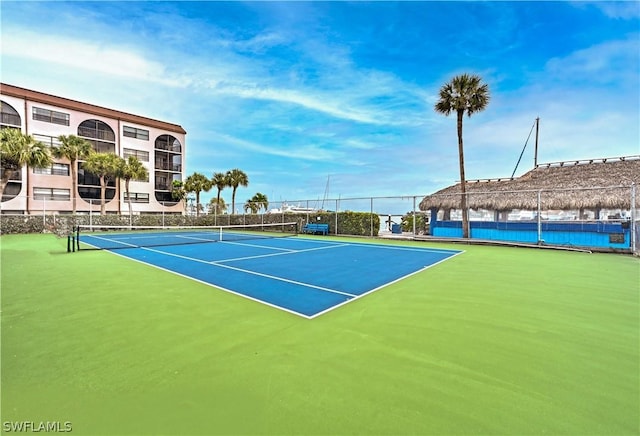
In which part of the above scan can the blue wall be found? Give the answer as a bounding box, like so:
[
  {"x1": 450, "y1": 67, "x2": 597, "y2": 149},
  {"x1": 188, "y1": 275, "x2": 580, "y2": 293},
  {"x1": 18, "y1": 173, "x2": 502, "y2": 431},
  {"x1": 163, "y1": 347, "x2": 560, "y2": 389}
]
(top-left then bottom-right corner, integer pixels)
[{"x1": 431, "y1": 217, "x2": 631, "y2": 250}]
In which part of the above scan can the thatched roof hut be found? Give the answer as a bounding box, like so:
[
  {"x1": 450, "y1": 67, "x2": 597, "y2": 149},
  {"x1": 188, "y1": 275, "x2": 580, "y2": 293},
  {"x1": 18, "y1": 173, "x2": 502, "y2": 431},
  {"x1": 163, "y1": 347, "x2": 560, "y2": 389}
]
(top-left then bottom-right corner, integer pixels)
[{"x1": 419, "y1": 156, "x2": 640, "y2": 211}]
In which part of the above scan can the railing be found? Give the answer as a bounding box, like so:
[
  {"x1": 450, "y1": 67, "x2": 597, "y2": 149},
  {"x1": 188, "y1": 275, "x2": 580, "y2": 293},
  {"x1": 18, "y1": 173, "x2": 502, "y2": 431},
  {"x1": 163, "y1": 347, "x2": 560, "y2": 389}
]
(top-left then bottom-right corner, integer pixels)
[
  {"x1": 1, "y1": 113, "x2": 21, "y2": 126},
  {"x1": 77, "y1": 126, "x2": 116, "y2": 142}
]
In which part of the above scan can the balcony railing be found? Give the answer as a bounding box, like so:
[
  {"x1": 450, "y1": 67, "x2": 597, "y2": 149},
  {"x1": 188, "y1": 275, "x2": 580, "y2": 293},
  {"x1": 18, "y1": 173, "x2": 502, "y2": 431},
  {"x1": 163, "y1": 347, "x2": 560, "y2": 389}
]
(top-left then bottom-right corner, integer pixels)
[
  {"x1": 1, "y1": 113, "x2": 21, "y2": 126},
  {"x1": 154, "y1": 163, "x2": 182, "y2": 171},
  {"x1": 78, "y1": 126, "x2": 116, "y2": 142}
]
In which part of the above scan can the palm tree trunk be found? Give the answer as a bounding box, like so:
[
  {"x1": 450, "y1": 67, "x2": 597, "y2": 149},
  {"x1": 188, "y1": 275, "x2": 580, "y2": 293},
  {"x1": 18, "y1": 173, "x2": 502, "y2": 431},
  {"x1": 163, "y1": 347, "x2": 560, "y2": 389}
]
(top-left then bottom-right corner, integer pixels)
[
  {"x1": 126, "y1": 179, "x2": 132, "y2": 225},
  {"x1": 196, "y1": 192, "x2": 200, "y2": 217},
  {"x1": 100, "y1": 176, "x2": 106, "y2": 216},
  {"x1": 71, "y1": 159, "x2": 77, "y2": 214},
  {"x1": 232, "y1": 188, "x2": 237, "y2": 215},
  {"x1": 457, "y1": 110, "x2": 469, "y2": 238},
  {"x1": 0, "y1": 169, "x2": 12, "y2": 200}
]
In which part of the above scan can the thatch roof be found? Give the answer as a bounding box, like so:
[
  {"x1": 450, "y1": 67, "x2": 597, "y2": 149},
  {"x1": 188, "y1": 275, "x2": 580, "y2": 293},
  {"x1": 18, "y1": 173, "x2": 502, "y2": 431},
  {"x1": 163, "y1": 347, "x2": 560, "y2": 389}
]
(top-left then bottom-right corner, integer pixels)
[{"x1": 419, "y1": 156, "x2": 640, "y2": 211}]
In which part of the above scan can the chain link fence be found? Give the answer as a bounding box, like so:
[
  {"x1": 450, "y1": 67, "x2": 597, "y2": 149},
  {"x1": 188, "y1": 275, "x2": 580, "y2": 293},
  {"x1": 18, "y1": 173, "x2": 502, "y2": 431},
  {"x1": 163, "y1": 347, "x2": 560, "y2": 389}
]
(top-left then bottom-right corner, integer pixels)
[{"x1": 1, "y1": 187, "x2": 637, "y2": 253}]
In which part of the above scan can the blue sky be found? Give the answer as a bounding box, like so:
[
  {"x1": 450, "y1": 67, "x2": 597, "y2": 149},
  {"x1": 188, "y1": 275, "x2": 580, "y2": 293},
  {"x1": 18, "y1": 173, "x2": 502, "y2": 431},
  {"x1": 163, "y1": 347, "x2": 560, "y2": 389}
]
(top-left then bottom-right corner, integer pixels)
[{"x1": 1, "y1": 1, "x2": 639, "y2": 208}]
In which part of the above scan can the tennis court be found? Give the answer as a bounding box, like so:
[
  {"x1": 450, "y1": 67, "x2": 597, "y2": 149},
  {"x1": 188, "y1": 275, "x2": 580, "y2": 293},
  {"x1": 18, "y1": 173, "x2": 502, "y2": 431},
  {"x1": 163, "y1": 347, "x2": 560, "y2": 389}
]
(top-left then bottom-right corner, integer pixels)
[{"x1": 76, "y1": 224, "x2": 461, "y2": 318}]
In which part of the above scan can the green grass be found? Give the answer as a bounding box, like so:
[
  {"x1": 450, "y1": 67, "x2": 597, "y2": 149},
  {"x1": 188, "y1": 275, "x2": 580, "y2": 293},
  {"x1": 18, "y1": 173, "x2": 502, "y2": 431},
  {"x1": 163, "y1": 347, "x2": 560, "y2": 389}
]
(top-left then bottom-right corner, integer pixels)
[{"x1": 1, "y1": 234, "x2": 638, "y2": 435}]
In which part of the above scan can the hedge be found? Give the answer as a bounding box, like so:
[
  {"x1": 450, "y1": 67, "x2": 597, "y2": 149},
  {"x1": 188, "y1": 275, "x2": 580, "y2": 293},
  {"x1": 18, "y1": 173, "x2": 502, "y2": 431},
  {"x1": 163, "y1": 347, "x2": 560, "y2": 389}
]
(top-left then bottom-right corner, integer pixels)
[{"x1": 0, "y1": 212, "x2": 380, "y2": 237}]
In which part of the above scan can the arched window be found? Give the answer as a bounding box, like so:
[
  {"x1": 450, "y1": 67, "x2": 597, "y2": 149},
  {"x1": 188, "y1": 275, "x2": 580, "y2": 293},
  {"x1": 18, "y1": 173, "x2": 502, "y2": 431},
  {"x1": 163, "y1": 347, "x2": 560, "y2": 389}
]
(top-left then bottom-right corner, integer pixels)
[
  {"x1": 0, "y1": 101, "x2": 23, "y2": 201},
  {"x1": 1, "y1": 101, "x2": 21, "y2": 128},
  {"x1": 78, "y1": 119, "x2": 116, "y2": 142},
  {"x1": 77, "y1": 119, "x2": 117, "y2": 203}
]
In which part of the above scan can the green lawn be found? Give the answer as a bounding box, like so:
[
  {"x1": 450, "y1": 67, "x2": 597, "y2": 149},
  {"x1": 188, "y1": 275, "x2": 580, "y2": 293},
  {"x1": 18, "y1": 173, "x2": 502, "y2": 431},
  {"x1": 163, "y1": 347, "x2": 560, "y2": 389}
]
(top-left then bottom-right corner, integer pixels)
[{"x1": 1, "y1": 234, "x2": 638, "y2": 435}]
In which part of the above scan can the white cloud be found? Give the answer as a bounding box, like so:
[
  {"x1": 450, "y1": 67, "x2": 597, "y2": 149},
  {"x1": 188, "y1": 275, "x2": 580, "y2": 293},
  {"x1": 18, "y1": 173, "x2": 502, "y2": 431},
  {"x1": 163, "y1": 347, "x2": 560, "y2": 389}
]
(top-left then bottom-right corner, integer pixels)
[
  {"x1": 208, "y1": 132, "x2": 343, "y2": 162},
  {"x1": 545, "y1": 36, "x2": 639, "y2": 83},
  {"x1": 591, "y1": 1, "x2": 640, "y2": 19},
  {"x1": 1, "y1": 29, "x2": 185, "y2": 87}
]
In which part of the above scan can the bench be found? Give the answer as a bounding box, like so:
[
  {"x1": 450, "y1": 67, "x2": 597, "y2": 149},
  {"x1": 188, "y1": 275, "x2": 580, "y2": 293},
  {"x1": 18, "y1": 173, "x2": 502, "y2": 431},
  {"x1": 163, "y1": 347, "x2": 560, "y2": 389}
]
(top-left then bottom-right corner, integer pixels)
[{"x1": 303, "y1": 223, "x2": 329, "y2": 235}]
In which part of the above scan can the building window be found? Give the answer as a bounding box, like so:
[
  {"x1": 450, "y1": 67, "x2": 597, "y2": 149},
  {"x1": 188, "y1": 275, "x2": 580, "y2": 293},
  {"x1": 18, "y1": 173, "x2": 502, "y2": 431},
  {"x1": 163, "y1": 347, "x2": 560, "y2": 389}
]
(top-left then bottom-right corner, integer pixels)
[
  {"x1": 32, "y1": 134, "x2": 62, "y2": 148},
  {"x1": 32, "y1": 107, "x2": 70, "y2": 126},
  {"x1": 155, "y1": 134, "x2": 182, "y2": 152},
  {"x1": 123, "y1": 148, "x2": 149, "y2": 162},
  {"x1": 33, "y1": 187, "x2": 70, "y2": 201},
  {"x1": 77, "y1": 186, "x2": 116, "y2": 202},
  {"x1": 1, "y1": 101, "x2": 21, "y2": 127},
  {"x1": 33, "y1": 163, "x2": 70, "y2": 176},
  {"x1": 123, "y1": 126, "x2": 149, "y2": 141},
  {"x1": 124, "y1": 192, "x2": 150, "y2": 203},
  {"x1": 1, "y1": 182, "x2": 22, "y2": 202},
  {"x1": 87, "y1": 139, "x2": 115, "y2": 154},
  {"x1": 78, "y1": 119, "x2": 115, "y2": 141}
]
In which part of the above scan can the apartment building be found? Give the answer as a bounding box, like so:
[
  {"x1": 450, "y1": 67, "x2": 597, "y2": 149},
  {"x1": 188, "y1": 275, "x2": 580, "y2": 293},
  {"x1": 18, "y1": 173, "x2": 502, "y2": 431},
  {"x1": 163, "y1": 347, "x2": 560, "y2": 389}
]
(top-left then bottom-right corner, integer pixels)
[{"x1": 0, "y1": 83, "x2": 186, "y2": 215}]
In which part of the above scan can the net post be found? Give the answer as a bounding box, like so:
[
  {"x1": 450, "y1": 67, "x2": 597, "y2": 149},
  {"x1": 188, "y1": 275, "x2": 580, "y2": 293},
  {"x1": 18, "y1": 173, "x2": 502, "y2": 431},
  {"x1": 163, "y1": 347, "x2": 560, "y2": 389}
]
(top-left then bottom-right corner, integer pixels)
[
  {"x1": 67, "y1": 235, "x2": 71, "y2": 253},
  {"x1": 75, "y1": 226, "x2": 80, "y2": 252}
]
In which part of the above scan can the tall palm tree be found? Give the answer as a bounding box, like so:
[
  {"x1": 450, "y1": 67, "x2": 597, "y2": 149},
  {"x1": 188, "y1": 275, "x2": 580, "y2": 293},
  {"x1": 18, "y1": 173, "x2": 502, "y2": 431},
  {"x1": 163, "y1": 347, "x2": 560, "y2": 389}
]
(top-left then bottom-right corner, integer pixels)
[
  {"x1": 117, "y1": 156, "x2": 149, "y2": 219},
  {"x1": 0, "y1": 128, "x2": 52, "y2": 200},
  {"x1": 211, "y1": 171, "x2": 228, "y2": 216},
  {"x1": 434, "y1": 73, "x2": 490, "y2": 238},
  {"x1": 52, "y1": 135, "x2": 94, "y2": 213},
  {"x1": 82, "y1": 152, "x2": 121, "y2": 215},
  {"x1": 184, "y1": 172, "x2": 212, "y2": 217},
  {"x1": 226, "y1": 168, "x2": 249, "y2": 215}
]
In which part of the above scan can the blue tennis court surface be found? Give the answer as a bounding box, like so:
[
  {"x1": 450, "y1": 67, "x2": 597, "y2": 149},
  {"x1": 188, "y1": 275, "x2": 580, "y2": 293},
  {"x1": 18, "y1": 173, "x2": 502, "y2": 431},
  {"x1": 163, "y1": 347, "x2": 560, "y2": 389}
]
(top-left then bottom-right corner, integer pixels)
[{"x1": 83, "y1": 235, "x2": 462, "y2": 318}]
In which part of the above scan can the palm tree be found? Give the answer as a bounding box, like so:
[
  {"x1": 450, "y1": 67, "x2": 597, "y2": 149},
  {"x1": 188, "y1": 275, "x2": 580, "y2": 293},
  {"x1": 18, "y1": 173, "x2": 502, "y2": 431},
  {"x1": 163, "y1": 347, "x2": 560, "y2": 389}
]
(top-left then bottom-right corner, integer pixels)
[
  {"x1": 434, "y1": 73, "x2": 490, "y2": 238},
  {"x1": 184, "y1": 172, "x2": 212, "y2": 217},
  {"x1": 252, "y1": 192, "x2": 269, "y2": 213},
  {"x1": 226, "y1": 168, "x2": 249, "y2": 215},
  {"x1": 208, "y1": 197, "x2": 227, "y2": 215},
  {"x1": 0, "y1": 128, "x2": 52, "y2": 200},
  {"x1": 211, "y1": 172, "x2": 228, "y2": 216},
  {"x1": 82, "y1": 152, "x2": 121, "y2": 215},
  {"x1": 244, "y1": 199, "x2": 259, "y2": 214},
  {"x1": 117, "y1": 156, "x2": 149, "y2": 220},
  {"x1": 52, "y1": 135, "x2": 94, "y2": 213},
  {"x1": 171, "y1": 180, "x2": 186, "y2": 206},
  {"x1": 244, "y1": 193, "x2": 268, "y2": 214}
]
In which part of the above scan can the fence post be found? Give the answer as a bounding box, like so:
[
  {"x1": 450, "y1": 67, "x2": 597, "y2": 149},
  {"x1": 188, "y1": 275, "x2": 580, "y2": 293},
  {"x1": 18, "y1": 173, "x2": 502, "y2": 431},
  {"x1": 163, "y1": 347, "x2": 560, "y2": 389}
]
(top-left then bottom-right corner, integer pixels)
[
  {"x1": 631, "y1": 183, "x2": 636, "y2": 253},
  {"x1": 370, "y1": 197, "x2": 374, "y2": 237},
  {"x1": 413, "y1": 196, "x2": 417, "y2": 236}
]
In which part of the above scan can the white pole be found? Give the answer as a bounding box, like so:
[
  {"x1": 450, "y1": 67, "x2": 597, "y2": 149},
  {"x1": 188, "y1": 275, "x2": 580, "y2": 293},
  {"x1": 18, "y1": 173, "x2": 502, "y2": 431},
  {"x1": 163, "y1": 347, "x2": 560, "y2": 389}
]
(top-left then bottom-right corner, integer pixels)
[
  {"x1": 413, "y1": 196, "x2": 417, "y2": 236},
  {"x1": 370, "y1": 197, "x2": 374, "y2": 237},
  {"x1": 631, "y1": 183, "x2": 636, "y2": 253}
]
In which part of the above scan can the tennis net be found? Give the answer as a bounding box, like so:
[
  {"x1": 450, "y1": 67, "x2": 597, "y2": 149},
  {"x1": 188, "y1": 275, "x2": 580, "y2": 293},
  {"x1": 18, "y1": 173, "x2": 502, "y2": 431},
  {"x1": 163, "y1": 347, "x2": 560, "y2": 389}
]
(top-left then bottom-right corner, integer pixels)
[{"x1": 73, "y1": 222, "x2": 299, "y2": 251}]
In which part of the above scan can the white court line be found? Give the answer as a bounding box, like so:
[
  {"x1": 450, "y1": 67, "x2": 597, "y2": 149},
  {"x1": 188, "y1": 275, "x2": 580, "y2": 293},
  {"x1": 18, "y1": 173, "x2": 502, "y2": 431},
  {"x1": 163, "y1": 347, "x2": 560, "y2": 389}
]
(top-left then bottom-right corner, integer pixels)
[
  {"x1": 100, "y1": 248, "x2": 313, "y2": 319},
  {"x1": 220, "y1": 240, "x2": 297, "y2": 252},
  {"x1": 88, "y1": 235, "x2": 463, "y2": 319},
  {"x1": 308, "y1": 250, "x2": 465, "y2": 319},
  {"x1": 210, "y1": 261, "x2": 357, "y2": 298},
  {"x1": 134, "y1": 245, "x2": 358, "y2": 299},
  {"x1": 215, "y1": 242, "x2": 350, "y2": 263}
]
